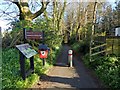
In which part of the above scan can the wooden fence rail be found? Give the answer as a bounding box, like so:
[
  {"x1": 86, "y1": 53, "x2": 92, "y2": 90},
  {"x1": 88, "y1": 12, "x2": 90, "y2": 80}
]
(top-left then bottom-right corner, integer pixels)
[
  {"x1": 90, "y1": 36, "x2": 120, "y2": 61},
  {"x1": 91, "y1": 43, "x2": 107, "y2": 50}
]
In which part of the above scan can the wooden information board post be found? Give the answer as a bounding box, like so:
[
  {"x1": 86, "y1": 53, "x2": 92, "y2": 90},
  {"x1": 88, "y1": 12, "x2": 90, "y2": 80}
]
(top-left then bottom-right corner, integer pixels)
[
  {"x1": 23, "y1": 28, "x2": 47, "y2": 66},
  {"x1": 16, "y1": 28, "x2": 44, "y2": 80},
  {"x1": 16, "y1": 44, "x2": 37, "y2": 80}
]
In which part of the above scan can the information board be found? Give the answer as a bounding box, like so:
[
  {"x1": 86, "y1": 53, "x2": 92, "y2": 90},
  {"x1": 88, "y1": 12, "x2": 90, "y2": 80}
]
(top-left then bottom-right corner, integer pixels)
[
  {"x1": 16, "y1": 44, "x2": 37, "y2": 58},
  {"x1": 25, "y1": 31, "x2": 43, "y2": 40}
]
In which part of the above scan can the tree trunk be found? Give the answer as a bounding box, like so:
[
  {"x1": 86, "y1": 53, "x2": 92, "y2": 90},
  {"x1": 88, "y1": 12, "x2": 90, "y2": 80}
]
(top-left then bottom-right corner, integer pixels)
[
  {"x1": 53, "y1": 0, "x2": 57, "y2": 31},
  {"x1": 57, "y1": 1, "x2": 66, "y2": 32},
  {"x1": 75, "y1": 23, "x2": 80, "y2": 41},
  {"x1": 12, "y1": 0, "x2": 49, "y2": 21}
]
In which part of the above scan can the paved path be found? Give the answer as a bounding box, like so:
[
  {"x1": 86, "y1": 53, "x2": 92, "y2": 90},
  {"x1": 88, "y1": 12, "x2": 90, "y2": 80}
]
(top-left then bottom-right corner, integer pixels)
[{"x1": 33, "y1": 45, "x2": 103, "y2": 89}]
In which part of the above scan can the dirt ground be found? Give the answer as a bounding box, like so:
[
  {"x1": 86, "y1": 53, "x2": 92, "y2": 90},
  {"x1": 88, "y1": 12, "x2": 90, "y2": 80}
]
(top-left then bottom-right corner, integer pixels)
[{"x1": 32, "y1": 44, "x2": 104, "y2": 89}]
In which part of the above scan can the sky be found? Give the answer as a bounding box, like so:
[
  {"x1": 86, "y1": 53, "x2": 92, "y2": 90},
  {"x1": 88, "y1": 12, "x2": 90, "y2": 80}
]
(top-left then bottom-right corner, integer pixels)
[{"x1": 0, "y1": 0, "x2": 118, "y2": 34}]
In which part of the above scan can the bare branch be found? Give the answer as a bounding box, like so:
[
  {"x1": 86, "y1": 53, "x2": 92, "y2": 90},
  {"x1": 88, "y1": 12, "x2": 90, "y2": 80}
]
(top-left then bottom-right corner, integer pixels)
[
  {"x1": 30, "y1": 1, "x2": 50, "y2": 20},
  {"x1": 11, "y1": 1, "x2": 23, "y2": 20}
]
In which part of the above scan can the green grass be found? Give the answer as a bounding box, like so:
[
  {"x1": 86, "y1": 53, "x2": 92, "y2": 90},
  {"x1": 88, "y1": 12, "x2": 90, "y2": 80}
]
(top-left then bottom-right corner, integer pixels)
[
  {"x1": 2, "y1": 48, "x2": 39, "y2": 88},
  {"x1": 2, "y1": 46, "x2": 61, "y2": 89}
]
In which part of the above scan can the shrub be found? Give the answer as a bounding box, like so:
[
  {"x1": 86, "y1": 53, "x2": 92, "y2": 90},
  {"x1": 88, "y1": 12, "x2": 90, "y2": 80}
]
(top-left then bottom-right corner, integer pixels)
[
  {"x1": 71, "y1": 42, "x2": 80, "y2": 53},
  {"x1": 2, "y1": 49, "x2": 39, "y2": 89},
  {"x1": 95, "y1": 64, "x2": 120, "y2": 88},
  {"x1": 83, "y1": 53, "x2": 120, "y2": 88},
  {"x1": 79, "y1": 41, "x2": 89, "y2": 55},
  {"x1": 2, "y1": 45, "x2": 62, "y2": 89},
  {"x1": 71, "y1": 40, "x2": 89, "y2": 55},
  {"x1": 83, "y1": 53, "x2": 90, "y2": 67}
]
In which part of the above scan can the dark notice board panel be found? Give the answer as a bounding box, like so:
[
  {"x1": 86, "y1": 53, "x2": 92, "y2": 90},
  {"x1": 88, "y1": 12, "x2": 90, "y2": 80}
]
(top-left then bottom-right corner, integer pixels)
[
  {"x1": 25, "y1": 31, "x2": 43, "y2": 40},
  {"x1": 16, "y1": 44, "x2": 37, "y2": 58}
]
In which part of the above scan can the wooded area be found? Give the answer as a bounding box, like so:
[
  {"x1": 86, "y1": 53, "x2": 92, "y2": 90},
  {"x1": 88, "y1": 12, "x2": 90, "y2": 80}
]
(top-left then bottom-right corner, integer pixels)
[
  {"x1": 1, "y1": 0, "x2": 120, "y2": 47},
  {"x1": 1, "y1": 0, "x2": 120, "y2": 89}
]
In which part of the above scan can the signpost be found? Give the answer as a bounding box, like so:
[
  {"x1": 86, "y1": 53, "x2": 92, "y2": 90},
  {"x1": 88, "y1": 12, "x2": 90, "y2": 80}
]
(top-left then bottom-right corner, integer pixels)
[
  {"x1": 23, "y1": 28, "x2": 49, "y2": 66},
  {"x1": 16, "y1": 28, "x2": 47, "y2": 80},
  {"x1": 23, "y1": 28, "x2": 43, "y2": 40},
  {"x1": 23, "y1": 28, "x2": 48, "y2": 66},
  {"x1": 16, "y1": 44, "x2": 37, "y2": 80},
  {"x1": 25, "y1": 31, "x2": 43, "y2": 40}
]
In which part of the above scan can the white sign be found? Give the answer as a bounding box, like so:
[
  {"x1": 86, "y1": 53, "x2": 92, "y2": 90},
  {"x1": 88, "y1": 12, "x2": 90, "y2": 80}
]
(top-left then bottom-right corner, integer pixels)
[{"x1": 115, "y1": 27, "x2": 120, "y2": 36}]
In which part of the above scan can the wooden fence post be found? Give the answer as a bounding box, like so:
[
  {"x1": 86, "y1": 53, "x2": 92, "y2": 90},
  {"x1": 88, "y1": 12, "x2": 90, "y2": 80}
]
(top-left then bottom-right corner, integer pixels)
[{"x1": 0, "y1": 27, "x2": 2, "y2": 90}]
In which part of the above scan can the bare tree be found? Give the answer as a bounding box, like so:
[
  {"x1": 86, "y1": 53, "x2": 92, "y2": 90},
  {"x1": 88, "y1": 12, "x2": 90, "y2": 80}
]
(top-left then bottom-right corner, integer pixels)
[
  {"x1": 12, "y1": 0, "x2": 49, "y2": 20},
  {"x1": 53, "y1": 0, "x2": 66, "y2": 32},
  {"x1": 0, "y1": 0, "x2": 50, "y2": 21}
]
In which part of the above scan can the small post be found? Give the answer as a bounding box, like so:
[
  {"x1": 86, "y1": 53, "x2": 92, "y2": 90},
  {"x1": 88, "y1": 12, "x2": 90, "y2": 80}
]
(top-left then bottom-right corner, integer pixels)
[
  {"x1": 19, "y1": 51, "x2": 26, "y2": 80},
  {"x1": 112, "y1": 39, "x2": 114, "y2": 54},
  {"x1": 0, "y1": 27, "x2": 1, "y2": 47},
  {"x1": 42, "y1": 51, "x2": 46, "y2": 66},
  {"x1": 23, "y1": 28, "x2": 26, "y2": 43},
  {"x1": 0, "y1": 27, "x2": 1, "y2": 37},
  {"x1": 42, "y1": 31, "x2": 45, "y2": 66},
  {"x1": 43, "y1": 58, "x2": 46, "y2": 66},
  {"x1": 0, "y1": 27, "x2": 2, "y2": 90},
  {"x1": 68, "y1": 50, "x2": 73, "y2": 67},
  {"x1": 30, "y1": 56, "x2": 34, "y2": 72},
  {"x1": 50, "y1": 48, "x2": 52, "y2": 65},
  {"x1": 42, "y1": 31, "x2": 45, "y2": 45}
]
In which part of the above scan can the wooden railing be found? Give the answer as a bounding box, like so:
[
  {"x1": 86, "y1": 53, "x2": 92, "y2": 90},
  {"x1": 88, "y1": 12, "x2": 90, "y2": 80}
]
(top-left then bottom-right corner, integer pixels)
[
  {"x1": 90, "y1": 36, "x2": 120, "y2": 61},
  {"x1": 91, "y1": 43, "x2": 107, "y2": 50},
  {"x1": 90, "y1": 43, "x2": 107, "y2": 56}
]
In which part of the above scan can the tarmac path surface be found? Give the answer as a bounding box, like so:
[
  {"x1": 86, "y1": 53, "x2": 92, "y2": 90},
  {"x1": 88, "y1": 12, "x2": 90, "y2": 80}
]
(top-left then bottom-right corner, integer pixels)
[{"x1": 32, "y1": 45, "x2": 103, "y2": 89}]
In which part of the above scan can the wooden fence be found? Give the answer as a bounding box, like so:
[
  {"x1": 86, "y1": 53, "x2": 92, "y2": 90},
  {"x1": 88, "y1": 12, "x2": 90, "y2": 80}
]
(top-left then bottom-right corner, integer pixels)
[
  {"x1": 106, "y1": 36, "x2": 120, "y2": 57},
  {"x1": 90, "y1": 36, "x2": 120, "y2": 61}
]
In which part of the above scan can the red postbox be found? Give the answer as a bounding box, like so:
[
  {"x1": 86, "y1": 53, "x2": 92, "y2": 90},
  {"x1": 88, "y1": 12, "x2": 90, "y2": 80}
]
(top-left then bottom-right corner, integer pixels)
[
  {"x1": 38, "y1": 44, "x2": 49, "y2": 59},
  {"x1": 39, "y1": 50, "x2": 48, "y2": 59}
]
